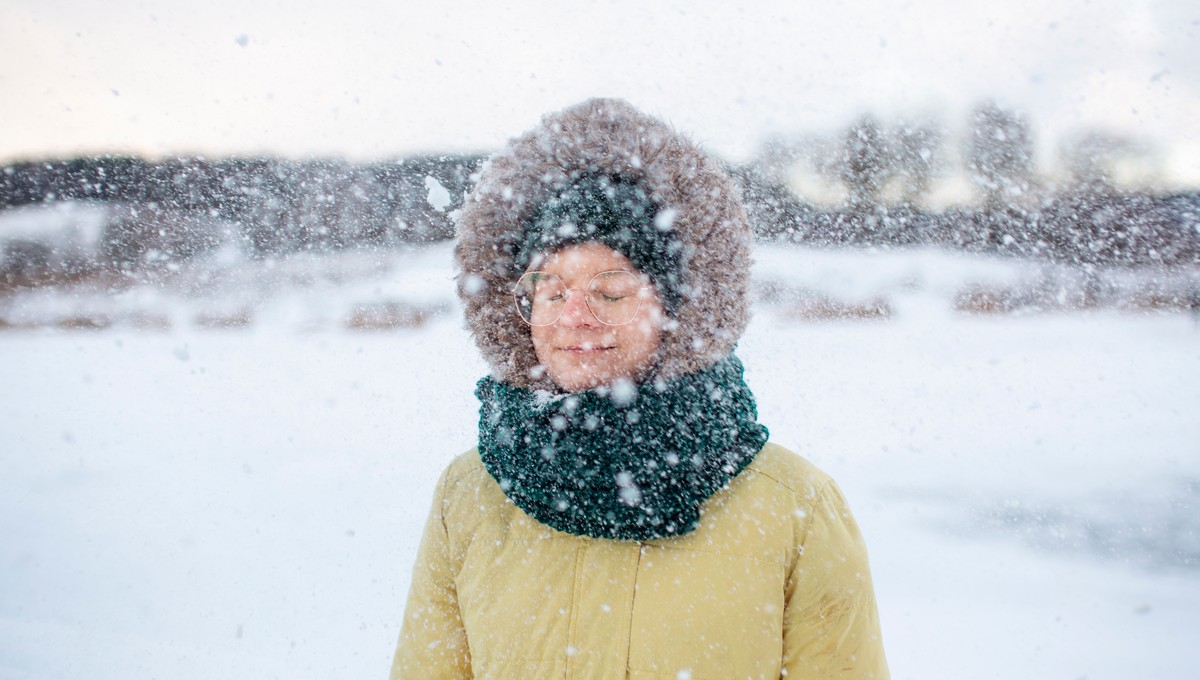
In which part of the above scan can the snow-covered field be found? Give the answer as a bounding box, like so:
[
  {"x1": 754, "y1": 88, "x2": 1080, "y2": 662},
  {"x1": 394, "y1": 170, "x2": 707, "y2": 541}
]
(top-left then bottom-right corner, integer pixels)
[{"x1": 2, "y1": 243, "x2": 1198, "y2": 680}]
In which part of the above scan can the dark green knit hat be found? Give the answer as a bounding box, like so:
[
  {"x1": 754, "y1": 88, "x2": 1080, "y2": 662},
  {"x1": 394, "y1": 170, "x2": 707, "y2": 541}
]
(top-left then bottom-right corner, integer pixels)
[{"x1": 515, "y1": 175, "x2": 686, "y2": 314}]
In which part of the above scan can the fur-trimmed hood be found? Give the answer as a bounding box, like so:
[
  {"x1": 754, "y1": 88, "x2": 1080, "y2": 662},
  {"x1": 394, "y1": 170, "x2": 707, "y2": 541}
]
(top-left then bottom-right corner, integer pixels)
[{"x1": 454, "y1": 98, "x2": 754, "y2": 390}]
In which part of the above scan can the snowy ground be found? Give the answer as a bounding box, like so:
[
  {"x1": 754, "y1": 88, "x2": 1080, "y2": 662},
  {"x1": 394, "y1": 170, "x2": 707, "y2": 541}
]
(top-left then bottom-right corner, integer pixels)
[{"x1": 1, "y1": 243, "x2": 1198, "y2": 680}]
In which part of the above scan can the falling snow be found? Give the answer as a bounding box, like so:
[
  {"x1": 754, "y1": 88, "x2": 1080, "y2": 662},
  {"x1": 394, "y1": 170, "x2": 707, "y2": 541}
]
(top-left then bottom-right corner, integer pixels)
[{"x1": 0, "y1": 241, "x2": 1196, "y2": 679}]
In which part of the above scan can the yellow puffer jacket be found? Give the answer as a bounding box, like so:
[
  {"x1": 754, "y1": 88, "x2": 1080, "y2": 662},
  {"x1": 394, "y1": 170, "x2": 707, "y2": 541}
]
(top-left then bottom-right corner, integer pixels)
[{"x1": 391, "y1": 442, "x2": 888, "y2": 679}]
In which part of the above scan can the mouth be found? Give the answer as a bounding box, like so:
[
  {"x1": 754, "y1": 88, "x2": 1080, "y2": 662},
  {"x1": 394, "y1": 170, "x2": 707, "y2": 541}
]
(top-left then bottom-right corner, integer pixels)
[{"x1": 559, "y1": 344, "x2": 615, "y2": 355}]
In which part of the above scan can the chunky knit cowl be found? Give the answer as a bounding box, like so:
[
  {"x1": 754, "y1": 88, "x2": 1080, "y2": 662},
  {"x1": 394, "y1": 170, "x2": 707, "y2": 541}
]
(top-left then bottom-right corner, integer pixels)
[{"x1": 476, "y1": 354, "x2": 769, "y2": 541}]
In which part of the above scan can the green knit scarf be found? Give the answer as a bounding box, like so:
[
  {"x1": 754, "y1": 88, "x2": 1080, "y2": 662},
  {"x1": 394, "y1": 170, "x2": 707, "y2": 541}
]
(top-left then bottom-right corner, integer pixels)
[{"x1": 475, "y1": 354, "x2": 770, "y2": 541}]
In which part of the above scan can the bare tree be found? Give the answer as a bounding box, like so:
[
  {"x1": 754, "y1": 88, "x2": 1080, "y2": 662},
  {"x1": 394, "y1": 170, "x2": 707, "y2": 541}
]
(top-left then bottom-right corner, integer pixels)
[
  {"x1": 1059, "y1": 130, "x2": 1154, "y2": 190},
  {"x1": 966, "y1": 101, "x2": 1034, "y2": 208},
  {"x1": 892, "y1": 122, "x2": 943, "y2": 206},
  {"x1": 839, "y1": 114, "x2": 890, "y2": 208}
]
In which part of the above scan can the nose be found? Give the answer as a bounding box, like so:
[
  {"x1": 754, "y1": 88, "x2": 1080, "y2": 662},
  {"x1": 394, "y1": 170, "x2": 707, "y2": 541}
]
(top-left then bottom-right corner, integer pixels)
[{"x1": 556, "y1": 289, "x2": 599, "y2": 327}]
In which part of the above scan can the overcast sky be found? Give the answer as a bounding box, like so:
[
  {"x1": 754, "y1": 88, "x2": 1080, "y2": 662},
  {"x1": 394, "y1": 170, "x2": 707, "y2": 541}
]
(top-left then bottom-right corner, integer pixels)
[{"x1": 2, "y1": 0, "x2": 1197, "y2": 184}]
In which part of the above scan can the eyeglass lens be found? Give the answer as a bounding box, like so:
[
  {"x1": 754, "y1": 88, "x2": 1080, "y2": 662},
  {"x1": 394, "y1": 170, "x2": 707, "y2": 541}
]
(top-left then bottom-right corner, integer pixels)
[{"x1": 514, "y1": 271, "x2": 644, "y2": 326}]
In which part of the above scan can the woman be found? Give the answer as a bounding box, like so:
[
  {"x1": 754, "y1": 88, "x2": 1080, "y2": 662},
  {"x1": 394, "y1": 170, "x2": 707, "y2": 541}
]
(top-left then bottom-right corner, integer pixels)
[{"x1": 392, "y1": 99, "x2": 888, "y2": 679}]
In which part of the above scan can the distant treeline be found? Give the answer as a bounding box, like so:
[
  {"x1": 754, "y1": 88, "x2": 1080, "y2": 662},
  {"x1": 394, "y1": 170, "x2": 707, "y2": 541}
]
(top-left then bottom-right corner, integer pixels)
[
  {"x1": 0, "y1": 149, "x2": 1197, "y2": 285},
  {"x1": 734, "y1": 166, "x2": 1200, "y2": 267},
  {"x1": 738, "y1": 100, "x2": 1199, "y2": 267},
  {"x1": 0, "y1": 153, "x2": 483, "y2": 248}
]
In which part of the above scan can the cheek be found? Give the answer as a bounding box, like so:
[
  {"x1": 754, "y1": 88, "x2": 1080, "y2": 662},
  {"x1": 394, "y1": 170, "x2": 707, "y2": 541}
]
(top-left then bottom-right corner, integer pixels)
[
  {"x1": 622, "y1": 318, "x2": 663, "y2": 354},
  {"x1": 530, "y1": 326, "x2": 551, "y2": 359}
]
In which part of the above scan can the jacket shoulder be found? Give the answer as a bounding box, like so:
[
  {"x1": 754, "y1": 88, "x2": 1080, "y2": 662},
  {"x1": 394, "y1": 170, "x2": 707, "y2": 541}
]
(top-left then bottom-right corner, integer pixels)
[
  {"x1": 435, "y1": 448, "x2": 502, "y2": 511},
  {"x1": 743, "y1": 442, "x2": 837, "y2": 502},
  {"x1": 434, "y1": 448, "x2": 519, "y2": 540},
  {"x1": 442, "y1": 447, "x2": 488, "y2": 485}
]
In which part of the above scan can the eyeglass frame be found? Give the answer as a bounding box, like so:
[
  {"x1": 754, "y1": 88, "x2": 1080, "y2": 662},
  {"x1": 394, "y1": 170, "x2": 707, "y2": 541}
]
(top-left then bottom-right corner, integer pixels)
[{"x1": 512, "y1": 269, "x2": 652, "y2": 327}]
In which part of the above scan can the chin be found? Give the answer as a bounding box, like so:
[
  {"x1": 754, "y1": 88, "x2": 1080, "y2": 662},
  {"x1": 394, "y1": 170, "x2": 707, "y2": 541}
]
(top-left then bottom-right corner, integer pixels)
[
  {"x1": 545, "y1": 359, "x2": 621, "y2": 392},
  {"x1": 548, "y1": 370, "x2": 613, "y2": 392}
]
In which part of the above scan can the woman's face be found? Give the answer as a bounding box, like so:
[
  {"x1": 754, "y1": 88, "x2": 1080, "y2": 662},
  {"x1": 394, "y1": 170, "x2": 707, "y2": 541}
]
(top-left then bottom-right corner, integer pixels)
[{"x1": 526, "y1": 242, "x2": 665, "y2": 392}]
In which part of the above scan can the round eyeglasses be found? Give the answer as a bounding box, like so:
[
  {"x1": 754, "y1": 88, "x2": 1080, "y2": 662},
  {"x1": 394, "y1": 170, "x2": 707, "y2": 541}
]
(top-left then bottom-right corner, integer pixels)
[{"x1": 513, "y1": 270, "x2": 649, "y2": 326}]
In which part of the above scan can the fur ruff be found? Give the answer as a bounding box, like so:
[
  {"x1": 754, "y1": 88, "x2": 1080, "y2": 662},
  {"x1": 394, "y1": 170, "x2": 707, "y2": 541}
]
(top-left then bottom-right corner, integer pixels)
[{"x1": 454, "y1": 98, "x2": 754, "y2": 390}]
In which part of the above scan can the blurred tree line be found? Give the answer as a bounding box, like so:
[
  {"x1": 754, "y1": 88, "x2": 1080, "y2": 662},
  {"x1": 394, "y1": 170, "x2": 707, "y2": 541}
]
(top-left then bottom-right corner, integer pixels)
[
  {"x1": 738, "y1": 100, "x2": 1198, "y2": 267},
  {"x1": 0, "y1": 154, "x2": 482, "y2": 280},
  {"x1": 1, "y1": 99, "x2": 1197, "y2": 286}
]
